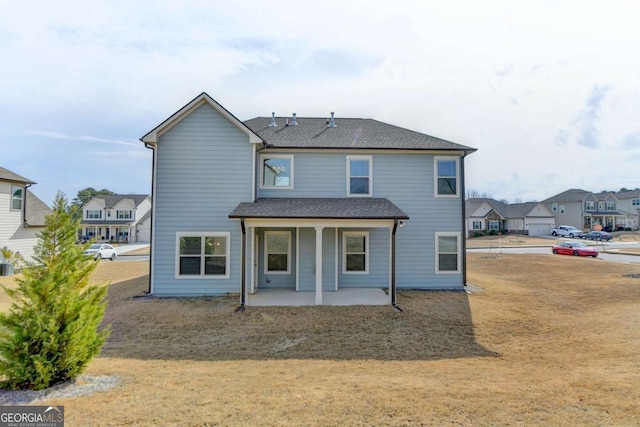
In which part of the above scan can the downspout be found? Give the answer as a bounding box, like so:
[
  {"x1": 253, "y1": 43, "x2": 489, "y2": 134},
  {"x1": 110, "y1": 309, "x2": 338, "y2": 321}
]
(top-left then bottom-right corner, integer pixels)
[
  {"x1": 144, "y1": 142, "x2": 155, "y2": 294},
  {"x1": 391, "y1": 219, "x2": 402, "y2": 312},
  {"x1": 461, "y1": 152, "x2": 469, "y2": 288},
  {"x1": 23, "y1": 183, "x2": 32, "y2": 226},
  {"x1": 236, "y1": 218, "x2": 246, "y2": 312}
]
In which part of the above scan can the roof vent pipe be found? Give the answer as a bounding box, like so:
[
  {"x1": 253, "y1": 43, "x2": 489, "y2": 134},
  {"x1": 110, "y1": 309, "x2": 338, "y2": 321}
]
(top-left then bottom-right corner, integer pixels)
[
  {"x1": 328, "y1": 112, "x2": 336, "y2": 128},
  {"x1": 291, "y1": 113, "x2": 298, "y2": 126},
  {"x1": 269, "y1": 112, "x2": 277, "y2": 127}
]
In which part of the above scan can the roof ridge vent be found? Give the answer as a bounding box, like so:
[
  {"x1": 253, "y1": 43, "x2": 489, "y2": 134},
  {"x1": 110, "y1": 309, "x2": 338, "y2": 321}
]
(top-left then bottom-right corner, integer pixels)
[
  {"x1": 291, "y1": 113, "x2": 298, "y2": 126},
  {"x1": 328, "y1": 112, "x2": 336, "y2": 128},
  {"x1": 269, "y1": 112, "x2": 277, "y2": 127}
]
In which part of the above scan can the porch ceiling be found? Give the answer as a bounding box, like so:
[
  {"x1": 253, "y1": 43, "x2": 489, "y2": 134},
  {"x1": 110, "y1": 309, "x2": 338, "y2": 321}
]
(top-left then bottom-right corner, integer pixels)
[{"x1": 229, "y1": 197, "x2": 409, "y2": 220}]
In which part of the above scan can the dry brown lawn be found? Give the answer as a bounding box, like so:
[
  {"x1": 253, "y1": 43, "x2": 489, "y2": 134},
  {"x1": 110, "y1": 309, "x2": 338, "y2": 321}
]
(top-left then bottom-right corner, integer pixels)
[
  {"x1": 2, "y1": 256, "x2": 640, "y2": 426},
  {"x1": 466, "y1": 235, "x2": 554, "y2": 248}
]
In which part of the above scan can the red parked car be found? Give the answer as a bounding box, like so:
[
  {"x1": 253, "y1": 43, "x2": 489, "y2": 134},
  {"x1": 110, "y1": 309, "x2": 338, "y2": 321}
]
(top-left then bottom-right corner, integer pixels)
[{"x1": 552, "y1": 242, "x2": 598, "y2": 258}]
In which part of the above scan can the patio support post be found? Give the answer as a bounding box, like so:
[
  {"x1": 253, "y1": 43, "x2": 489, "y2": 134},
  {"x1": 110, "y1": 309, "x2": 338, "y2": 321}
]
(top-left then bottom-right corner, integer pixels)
[
  {"x1": 391, "y1": 220, "x2": 399, "y2": 310},
  {"x1": 315, "y1": 226, "x2": 324, "y2": 305}
]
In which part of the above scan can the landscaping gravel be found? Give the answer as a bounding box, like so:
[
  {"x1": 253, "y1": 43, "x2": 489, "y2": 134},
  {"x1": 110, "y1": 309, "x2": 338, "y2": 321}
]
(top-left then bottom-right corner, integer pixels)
[{"x1": 0, "y1": 375, "x2": 120, "y2": 405}]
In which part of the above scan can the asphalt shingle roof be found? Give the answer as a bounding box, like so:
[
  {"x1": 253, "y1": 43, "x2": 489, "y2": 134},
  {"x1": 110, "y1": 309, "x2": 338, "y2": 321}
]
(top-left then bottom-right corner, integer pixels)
[
  {"x1": 229, "y1": 198, "x2": 409, "y2": 220},
  {"x1": 93, "y1": 194, "x2": 150, "y2": 208},
  {"x1": 243, "y1": 117, "x2": 475, "y2": 151},
  {"x1": 25, "y1": 190, "x2": 51, "y2": 227},
  {"x1": 0, "y1": 166, "x2": 35, "y2": 184}
]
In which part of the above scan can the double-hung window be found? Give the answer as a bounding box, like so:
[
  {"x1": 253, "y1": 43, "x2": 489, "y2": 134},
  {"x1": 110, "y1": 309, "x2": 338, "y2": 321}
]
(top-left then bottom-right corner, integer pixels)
[
  {"x1": 605, "y1": 202, "x2": 615, "y2": 211},
  {"x1": 434, "y1": 157, "x2": 459, "y2": 197},
  {"x1": 472, "y1": 221, "x2": 482, "y2": 230},
  {"x1": 117, "y1": 210, "x2": 132, "y2": 219},
  {"x1": 435, "y1": 232, "x2": 461, "y2": 274},
  {"x1": 346, "y1": 156, "x2": 372, "y2": 196},
  {"x1": 488, "y1": 220, "x2": 500, "y2": 230},
  {"x1": 343, "y1": 231, "x2": 369, "y2": 273},
  {"x1": 585, "y1": 201, "x2": 595, "y2": 210},
  {"x1": 632, "y1": 199, "x2": 640, "y2": 207},
  {"x1": 264, "y1": 231, "x2": 291, "y2": 274},
  {"x1": 176, "y1": 232, "x2": 230, "y2": 278},
  {"x1": 11, "y1": 186, "x2": 23, "y2": 211},
  {"x1": 87, "y1": 210, "x2": 102, "y2": 219},
  {"x1": 261, "y1": 155, "x2": 293, "y2": 189}
]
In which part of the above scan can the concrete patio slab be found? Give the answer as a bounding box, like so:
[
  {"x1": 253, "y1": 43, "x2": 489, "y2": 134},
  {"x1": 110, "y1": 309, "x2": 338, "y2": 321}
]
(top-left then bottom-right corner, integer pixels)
[{"x1": 247, "y1": 288, "x2": 390, "y2": 306}]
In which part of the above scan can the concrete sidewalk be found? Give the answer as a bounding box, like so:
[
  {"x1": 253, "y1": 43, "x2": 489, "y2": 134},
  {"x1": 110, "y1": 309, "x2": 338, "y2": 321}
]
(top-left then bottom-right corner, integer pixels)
[{"x1": 115, "y1": 243, "x2": 150, "y2": 255}]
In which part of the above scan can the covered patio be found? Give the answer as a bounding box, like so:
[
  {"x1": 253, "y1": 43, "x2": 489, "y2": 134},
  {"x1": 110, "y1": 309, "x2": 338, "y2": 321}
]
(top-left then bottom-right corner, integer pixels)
[{"x1": 229, "y1": 198, "x2": 409, "y2": 308}]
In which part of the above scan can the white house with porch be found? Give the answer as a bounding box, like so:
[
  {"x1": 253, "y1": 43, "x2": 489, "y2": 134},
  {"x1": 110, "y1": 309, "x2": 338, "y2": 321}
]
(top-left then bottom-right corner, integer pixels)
[{"x1": 80, "y1": 194, "x2": 151, "y2": 243}]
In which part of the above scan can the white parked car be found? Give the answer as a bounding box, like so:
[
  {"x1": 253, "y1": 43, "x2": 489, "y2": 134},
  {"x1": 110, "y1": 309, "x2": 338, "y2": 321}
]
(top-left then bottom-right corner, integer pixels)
[
  {"x1": 550, "y1": 225, "x2": 584, "y2": 238},
  {"x1": 84, "y1": 244, "x2": 117, "y2": 261}
]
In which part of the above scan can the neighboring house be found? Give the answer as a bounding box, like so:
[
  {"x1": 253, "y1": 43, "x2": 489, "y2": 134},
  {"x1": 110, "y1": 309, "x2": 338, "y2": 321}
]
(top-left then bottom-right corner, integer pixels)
[
  {"x1": 543, "y1": 189, "x2": 634, "y2": 231},
  {"x1": 140, "y1": 92, "x2": 476, "y2": 306},
  {"x1": 0, "y1": 166, "x2": 51, "y2": 261},
  {"x1": 613, "y1": 189, "x2": 640, "y2": 230},
  {"x1": 466, "y1": 198, "x2": 555, "y2": 236},
  {"x1": 80, "y1": 194, "x2": 151, "y2": 242}
]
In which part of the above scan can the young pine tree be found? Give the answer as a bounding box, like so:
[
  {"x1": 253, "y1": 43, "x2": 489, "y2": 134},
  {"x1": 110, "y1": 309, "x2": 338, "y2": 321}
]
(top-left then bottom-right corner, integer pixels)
[{"x1": 0, "y1": 192, "x2": 110, "y2": 390}]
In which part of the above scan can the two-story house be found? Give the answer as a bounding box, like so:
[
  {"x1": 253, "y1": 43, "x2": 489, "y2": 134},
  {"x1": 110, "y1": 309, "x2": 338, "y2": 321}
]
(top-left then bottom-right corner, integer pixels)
[
  {"x1": 613, "y1": 189, "x2": 640, "y2": 230},
  {"x1": 80, "y1": 194, "x2": 151, "y2": 243},
  {"x1": 0, "y1": 166, "x2": 51, "y2": 262},
  {"x1": 543, "y1": 189, "x2": 632, "y2": 231},
  {"x1": 140, "y1": 93, "x2": 476, "y2": 307}
]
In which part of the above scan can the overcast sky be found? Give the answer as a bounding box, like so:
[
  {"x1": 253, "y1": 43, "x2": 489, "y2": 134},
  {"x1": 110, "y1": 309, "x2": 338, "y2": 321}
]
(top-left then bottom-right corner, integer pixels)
[{"x1": 2, "y1": 0, "x2": 638, "y2": 205}]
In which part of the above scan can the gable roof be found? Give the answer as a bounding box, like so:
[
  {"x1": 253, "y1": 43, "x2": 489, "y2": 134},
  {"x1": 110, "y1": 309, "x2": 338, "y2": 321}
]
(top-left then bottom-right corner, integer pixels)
[
  {"x1": 243, "y1": 116, "x2": 476, "y2": 151},
  {"x1": 543, "y1": 189, "x2": 595, "y2": 203},
  {"x1": 0, "y1": 166, "x2": 35, "y2": 184},
  {"x1": 91, "y1": 194, "x2": 150, "y2": 209},
  {"x1": 25, "y1": 190, "x2": 51, "y2": 227},
  {"x1": 615, "y1": 189, "x2": 640, "y2": 200},
  {"x1": 230, "y1": 198, "x2": 409, "y2": 220},
  {"x1": 141, "y1": 92, "x2": 263, "y2": 145},
  {"x1": 466, "y1": 198, "x2": 554, "y2": 219}
]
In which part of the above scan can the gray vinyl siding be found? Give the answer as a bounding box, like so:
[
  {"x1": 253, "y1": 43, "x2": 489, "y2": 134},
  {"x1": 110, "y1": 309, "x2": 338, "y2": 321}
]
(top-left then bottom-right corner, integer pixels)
[
  {"x1": 297, "y1": 227, "x2": 315, "y2": 291},
  {"x1": 258, "y1": 151, "x2": 464, "y2": 290},
  {"x1": 338, "y1": 228, "x2": 389, "y2": 288},
  {"x1": 152, "y1": 103, "x2": 253, "y2": 296}
]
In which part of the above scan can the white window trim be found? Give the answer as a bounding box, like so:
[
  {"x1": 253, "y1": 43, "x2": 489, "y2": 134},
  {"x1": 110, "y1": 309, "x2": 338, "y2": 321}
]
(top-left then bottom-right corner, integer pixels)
[
  {"x1": 260, "y1": 154, "x2": 294, "y2": 190},
  {"x1": 433, "y1": 156, "x2": 460, "y2": 198},
  {"x1": 585, "y1": 201, "x2": 595, "y2": 210},
  {"x1": 86, "y1": 210, "x2": 102, "y2": 219},
  {"x1": 472, "y1": 221, "x2": 482, "y2": 230},
  {"x1": 342, "y1": 231, "x2": 369, "y2": 274},
  {"x1": 632, "y1": 199, "x2": 640, "y2": 206},
  {"x1": 552, "y1": 203, "x2": 558, "y2": 212},
  {"x1": 10, "y1": 186, "x2": 23, "y2": 211},
  {"x1": 117, "y1": 210, "x2": 133, "y2": 219},
  {"x1": 346, "y1": 155, "x2": 373, "y2": 197},
  {"x1": 264, "y1": 231, "x2": 291, "y2": 274},
  {"x1": 559, "y1": 205, "x2": 565, "y2": 214},
  {"x1": 175, "y1": 232, "x2": 230, "y2": 279},
  {"x1": 488, "y1": 220, "x2": 500, "y2": 230},
  {"x1": 435, "y1": 231, "x2": 461, "y2": 274}
]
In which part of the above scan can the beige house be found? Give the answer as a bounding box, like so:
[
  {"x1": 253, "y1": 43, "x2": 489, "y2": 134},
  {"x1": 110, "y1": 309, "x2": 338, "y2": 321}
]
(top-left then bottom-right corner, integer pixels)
[{"x1": 0, "y1": 166, "x2": 51, "y2": 262}]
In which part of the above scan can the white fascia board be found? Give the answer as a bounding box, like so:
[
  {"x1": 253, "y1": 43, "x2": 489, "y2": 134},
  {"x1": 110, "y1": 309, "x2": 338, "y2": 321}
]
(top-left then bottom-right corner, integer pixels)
[{"x1": 240, "y1": 218, "x2": 394, "y2": 229}]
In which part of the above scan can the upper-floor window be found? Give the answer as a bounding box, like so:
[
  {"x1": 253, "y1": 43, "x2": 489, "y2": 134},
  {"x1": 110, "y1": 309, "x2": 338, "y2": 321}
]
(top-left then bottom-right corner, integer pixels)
[
  {"x1": 585, "y1": 201, "x2": 595, "y2": 210},
  {"x1": 264, "y1": 231, "x2": 291, "y2": 274},
  {"x1": 633, "y1": 198, "x2": 640, "y2": 206},
  {"x1": 117, "y1": 210, "x2": 133, "y2": 219},
  {"x1": 435, "y1": 232, "x2": 461, "y2": 274},
  {"x1": 559, "y1": 205, "x2": 565, "y2": 214},
  {"x1": 86, "y1": 210, "x2": 102, "y2": 219},
  {"x1": 261, "y1": 155, "x2": 293, "y2": 189},
  {"x1": 346, "y1": 156, "x2": 372, "y2": 197},
  {"x1": 11, "y1": 186, "x2": 23, "y2": 211},
  {"x1": 551, "y1": 203, "x2": 558, "y2": 212},
  {"x1": 605, "y1": 201, "x2": 616, "y2": 211},
  {"x1": 176, "y1": 232, "x2": 229, "y2": 278},
  {"x1": 434, "y1": 157, "x2": 459, "y2": 197}
]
